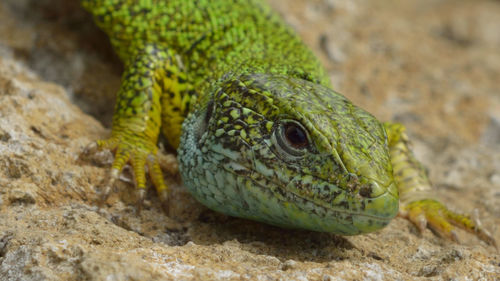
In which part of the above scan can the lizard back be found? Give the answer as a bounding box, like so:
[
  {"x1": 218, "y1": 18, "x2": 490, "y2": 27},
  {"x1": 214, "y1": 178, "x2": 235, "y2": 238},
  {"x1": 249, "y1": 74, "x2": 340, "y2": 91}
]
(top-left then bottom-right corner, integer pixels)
[{"x1": 81, "y1": 0, "x2": 330, "y2": 94}]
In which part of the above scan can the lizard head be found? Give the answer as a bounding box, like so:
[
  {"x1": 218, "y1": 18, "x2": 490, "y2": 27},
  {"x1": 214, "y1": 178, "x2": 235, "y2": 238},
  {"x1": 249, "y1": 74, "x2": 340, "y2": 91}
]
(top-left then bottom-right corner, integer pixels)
[{"x1": 178, "y1": 73, "x2": 398, "y2": 235}]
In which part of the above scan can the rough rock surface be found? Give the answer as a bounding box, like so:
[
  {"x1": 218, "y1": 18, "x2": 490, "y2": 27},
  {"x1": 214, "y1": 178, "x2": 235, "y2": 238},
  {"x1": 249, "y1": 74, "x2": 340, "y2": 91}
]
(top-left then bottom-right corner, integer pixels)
[{"x1": 0, "y1": 0, "x2": 499, "y2": 280}]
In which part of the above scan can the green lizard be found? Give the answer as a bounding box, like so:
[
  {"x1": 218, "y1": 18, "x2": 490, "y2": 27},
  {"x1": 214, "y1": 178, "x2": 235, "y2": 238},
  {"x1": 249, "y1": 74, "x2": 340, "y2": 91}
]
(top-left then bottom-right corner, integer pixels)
[{"x1": 81, "y1": 0, "x2": 495, "y2": 245}]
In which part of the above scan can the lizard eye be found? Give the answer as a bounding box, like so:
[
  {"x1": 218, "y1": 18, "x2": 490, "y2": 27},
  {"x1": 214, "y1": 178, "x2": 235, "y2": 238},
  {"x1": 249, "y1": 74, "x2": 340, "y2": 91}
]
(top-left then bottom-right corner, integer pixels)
[
  {"x1": 273, "y1": 119, "x2": 310, "y2": 158},
  {"x1": 284, "y1": 122, "x2": 308, "y2": 149}
]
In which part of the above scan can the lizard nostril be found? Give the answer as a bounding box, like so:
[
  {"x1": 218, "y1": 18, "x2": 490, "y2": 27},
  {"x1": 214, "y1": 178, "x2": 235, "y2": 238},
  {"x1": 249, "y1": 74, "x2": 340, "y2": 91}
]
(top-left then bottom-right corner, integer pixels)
[{"x1": 359, "y1": 185, "x2": 373, "y2": 198}]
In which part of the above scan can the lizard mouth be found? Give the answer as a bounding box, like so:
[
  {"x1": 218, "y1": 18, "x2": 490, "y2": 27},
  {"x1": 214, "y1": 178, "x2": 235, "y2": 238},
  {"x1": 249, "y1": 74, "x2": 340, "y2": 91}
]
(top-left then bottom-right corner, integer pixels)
[
  {"x1": 280, "y1": 170, "x2": 399, "y2": 217},
  {"x1": 215, "y1": 160, "x2": 398, "y2": 234},
  {"x1": 256, "y1": 172, "x2": 398, "y2": 234}
]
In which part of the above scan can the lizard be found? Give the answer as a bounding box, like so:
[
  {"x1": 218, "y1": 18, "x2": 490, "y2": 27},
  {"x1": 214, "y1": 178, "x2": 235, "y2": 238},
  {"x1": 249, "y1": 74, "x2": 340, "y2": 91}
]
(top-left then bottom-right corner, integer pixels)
[{"x1": 80, "y1": 0, "x2": 495, "y2": 246}]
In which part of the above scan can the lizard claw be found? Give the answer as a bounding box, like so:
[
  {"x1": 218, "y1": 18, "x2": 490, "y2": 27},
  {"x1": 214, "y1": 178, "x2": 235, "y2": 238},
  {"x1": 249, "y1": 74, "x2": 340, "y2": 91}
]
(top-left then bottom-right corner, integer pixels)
[
  {"x1": 413, "y1": 212, "x2": 427, "y2": 233},
  {"x1": 470, "y1": 210, "x2": 497, "y2": 249},
  {"x1": 449, "y1": 230, "x2": 459, "y2": 243},
  {"x1": 157, "y1": 188, "x2": 170, "y2": 216},
  {"x1": 82, "y1": 141, "x2": 98, "y2": 156},
  {"x1": 98, "y1": 168, "x2": 120, "y2": 206},
  {"x1": 403, "y1": 199, "x2": 497, "y2": 248},
  {"x1": 135, "y1": 188, "x2": 146, "y2": 214},
  {"x1": 82, "y1": 133, "x2": 170, "y2": 211}
]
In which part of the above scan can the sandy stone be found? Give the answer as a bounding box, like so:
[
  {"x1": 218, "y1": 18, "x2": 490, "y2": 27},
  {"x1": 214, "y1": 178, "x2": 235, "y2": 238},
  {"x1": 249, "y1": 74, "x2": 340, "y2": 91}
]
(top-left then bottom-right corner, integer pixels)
[{"x1": 0, "y1": 0, "x2": 499, "y2": 280}]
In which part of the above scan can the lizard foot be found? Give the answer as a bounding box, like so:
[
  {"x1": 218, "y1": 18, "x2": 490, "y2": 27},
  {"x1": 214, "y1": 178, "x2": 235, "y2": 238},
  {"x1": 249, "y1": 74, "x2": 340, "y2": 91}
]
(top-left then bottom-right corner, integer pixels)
[
  {"x1": 402, "y1": 199, "x2": 497, "y2": 248},
  {"x1": 83, "y1": 135, "x2": 169, "y2": 210}
]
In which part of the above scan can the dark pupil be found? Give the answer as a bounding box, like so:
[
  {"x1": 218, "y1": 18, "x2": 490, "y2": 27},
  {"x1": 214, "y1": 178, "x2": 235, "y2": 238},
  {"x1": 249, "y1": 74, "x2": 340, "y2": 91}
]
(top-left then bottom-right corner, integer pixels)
[{"x1": 285, "y1": 124, "x2": 308, "y2": 148}]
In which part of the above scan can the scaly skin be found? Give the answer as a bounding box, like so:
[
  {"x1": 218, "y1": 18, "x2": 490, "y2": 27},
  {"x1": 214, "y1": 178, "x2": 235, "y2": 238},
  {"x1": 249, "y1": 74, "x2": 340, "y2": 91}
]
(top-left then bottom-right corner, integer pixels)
[{"x1": 81, "y1": 0, "x2": 495, "y2": 245}]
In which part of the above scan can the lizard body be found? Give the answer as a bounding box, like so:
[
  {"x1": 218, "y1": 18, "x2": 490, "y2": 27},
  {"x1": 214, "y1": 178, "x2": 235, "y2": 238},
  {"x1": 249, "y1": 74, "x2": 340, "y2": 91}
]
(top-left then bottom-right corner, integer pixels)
[{"x1": 81, "y1": 0, "x2": 495, "y2": 243}]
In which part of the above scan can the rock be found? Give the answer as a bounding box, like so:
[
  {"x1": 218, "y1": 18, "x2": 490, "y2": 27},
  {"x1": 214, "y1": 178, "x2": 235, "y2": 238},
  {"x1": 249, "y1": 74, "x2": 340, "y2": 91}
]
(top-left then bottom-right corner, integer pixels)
[{"x1": 0, "y1": 0, "x2": 499, "y2": 280}]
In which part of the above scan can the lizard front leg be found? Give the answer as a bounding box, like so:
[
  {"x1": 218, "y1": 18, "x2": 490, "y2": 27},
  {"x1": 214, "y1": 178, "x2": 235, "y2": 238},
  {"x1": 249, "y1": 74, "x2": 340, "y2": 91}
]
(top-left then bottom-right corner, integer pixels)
[
  {"x1": 85, "y1": 44, "x2": 186, "y2": 207},
  {"x1": 384, "y1": 122, "x2": 496, "y2": 247}
]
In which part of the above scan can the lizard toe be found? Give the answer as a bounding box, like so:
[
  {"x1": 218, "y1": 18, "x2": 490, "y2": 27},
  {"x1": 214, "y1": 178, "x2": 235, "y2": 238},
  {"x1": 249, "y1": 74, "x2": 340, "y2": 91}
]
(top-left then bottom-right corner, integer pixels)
[{"x1": 404, "y1": 199, "x2": 497, "y2": 248}]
